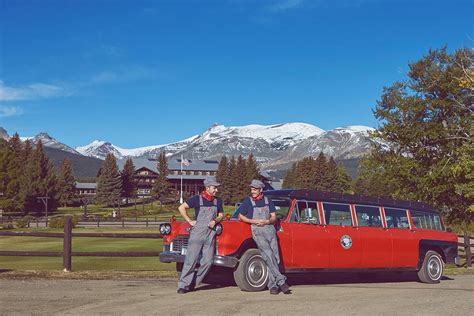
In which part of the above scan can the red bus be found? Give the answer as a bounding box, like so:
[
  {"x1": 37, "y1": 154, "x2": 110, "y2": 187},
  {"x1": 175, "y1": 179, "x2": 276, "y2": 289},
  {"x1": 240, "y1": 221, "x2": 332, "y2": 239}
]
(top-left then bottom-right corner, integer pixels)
[{"x1": 160, "y1": 189, "x2": 459, "y2": 291}]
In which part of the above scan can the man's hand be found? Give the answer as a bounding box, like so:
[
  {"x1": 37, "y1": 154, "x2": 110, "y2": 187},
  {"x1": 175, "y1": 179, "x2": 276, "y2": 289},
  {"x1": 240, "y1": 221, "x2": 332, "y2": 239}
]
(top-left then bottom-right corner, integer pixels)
[
  {"x1": 256, "y1": 219, "x2": 269, "y2": 226},
  {"x1": 208, "y1": 220, "x2": 216, "y2": 229},
  {"x1": 188, "y1": 220, "x2": 196, "y2": 227}
]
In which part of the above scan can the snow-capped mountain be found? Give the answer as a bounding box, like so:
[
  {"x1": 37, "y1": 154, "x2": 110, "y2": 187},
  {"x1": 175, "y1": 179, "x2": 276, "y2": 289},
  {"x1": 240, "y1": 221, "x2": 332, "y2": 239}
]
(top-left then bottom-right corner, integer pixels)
[
  {"x1": 75, "y1": 123, "x2": 374, "y2": 166},
  {"x1": 1, "y1": 123, "x2": 376, "y2": 174},
  {"x1": 0, "y1": 128, "x2": 79, "y2": 154},
  {"x1": 76, "y1": 122, "x2": 327, "y2": 162},
  {"x1": 264, "y1": 125, "x2": 375, "y2": 169},
  {"x1": 76, "y1": 135, "x2": 199, "y2": 160},
  {"x1": 0, "y1": 127, "x2": 9, "y2": 140}
]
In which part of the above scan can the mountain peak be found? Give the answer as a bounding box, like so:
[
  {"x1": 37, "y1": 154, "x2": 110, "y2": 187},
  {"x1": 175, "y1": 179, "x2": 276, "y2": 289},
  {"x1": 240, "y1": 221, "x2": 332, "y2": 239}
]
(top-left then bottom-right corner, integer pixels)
[{"x1": 0, "y1": 127, "x2": 9, "y2": 140}]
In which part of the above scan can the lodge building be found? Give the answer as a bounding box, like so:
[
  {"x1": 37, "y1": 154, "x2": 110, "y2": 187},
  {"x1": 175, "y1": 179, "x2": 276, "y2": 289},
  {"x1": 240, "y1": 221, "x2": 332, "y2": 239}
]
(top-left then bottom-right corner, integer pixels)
[{"x1": 75, "y1": 158, "x2": 274, "y2": 200}]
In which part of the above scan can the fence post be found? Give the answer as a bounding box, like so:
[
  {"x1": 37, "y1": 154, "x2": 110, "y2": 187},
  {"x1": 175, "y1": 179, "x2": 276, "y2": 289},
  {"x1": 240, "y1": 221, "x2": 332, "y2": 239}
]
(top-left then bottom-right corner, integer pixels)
[
  {"x1": 465, "y1": 234, "x2": 472, "y2": 267},
  {"x1": 36, "y1": 218, "x2": 38, "y2": 228},
  {"x1": 146, "y1": 218, "x2": 148, "y2": 227},
  {"x1": 63, "y1": 217, "x2": 72, "y2": 272},
  {"x1": 97, "y1": 217, "x2": 100, "y2": 228},
  {"x1": 122, "y1": 218, "x2": 125, "y2": 228}
]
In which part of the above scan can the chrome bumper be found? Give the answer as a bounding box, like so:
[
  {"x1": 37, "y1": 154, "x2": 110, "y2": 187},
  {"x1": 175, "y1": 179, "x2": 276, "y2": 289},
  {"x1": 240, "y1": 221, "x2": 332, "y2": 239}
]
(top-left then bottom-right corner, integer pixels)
[
  {"x1": 159, "y1": 251, "x2": 238, "y2": 268},
  {"x1": 455, "y1": 255, "x2": 461, "y2": 266}
]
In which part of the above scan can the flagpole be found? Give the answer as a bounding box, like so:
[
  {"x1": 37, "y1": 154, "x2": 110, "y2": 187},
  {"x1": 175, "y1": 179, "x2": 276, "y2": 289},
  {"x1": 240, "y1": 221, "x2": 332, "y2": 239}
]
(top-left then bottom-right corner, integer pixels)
[{"x1": 180, "y1": 154, "x2": 183, "y2": 204}]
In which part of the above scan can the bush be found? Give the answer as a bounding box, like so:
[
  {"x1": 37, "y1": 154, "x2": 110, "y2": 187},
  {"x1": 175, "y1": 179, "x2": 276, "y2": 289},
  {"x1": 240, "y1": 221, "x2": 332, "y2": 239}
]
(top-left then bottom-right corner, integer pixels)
[
  {"x1": 15, "y1": 215, "x2": 36, "y2": 228},
  {"x1": 48, "y1": 217, "x2": 78, "y2": 229},
  {"x1": 0, "y1": 222, "x2": 14, "y2": 230}
]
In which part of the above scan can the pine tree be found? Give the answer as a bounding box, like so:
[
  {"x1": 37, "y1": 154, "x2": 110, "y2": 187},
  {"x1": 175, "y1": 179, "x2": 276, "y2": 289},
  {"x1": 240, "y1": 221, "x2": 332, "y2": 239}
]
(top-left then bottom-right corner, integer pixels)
[
  {"x1": 3, "y1": 134, "x2": 26, "y2": 212},
  {"x1": 226, "y1": 156, "x2": 237, "y2": 205},
  {"x1": 23, "y1": 140, "x2": 60, "y2": 215},
  {"x1": 336, "y1": 164, "x2": 352, "y2": 193},
  {"x1": 96, "y1": 153, "x2": 122, "y2": 207},
  {"x1": 246, "y1": 153, "x2": 260, "y2": 185},
  {"x1": 216, "y1": 155, "x2": 230, "y2": 202},
  {"x1": 312, "y1": 152, "x2": 328, "y2": 191},
  {"x1": 152, "y1": 152, "x2": 171, "y2": 203},
  {"x1": 58, "y1": 158, "x2": 76, "y2": 207},
  {"x1": 282, "y1": 163, "x2": 297, "y2": 189},
  {"x1": 121, "y1": 158, "x2": 137, "y2": 204},
  {"x1": 235, "y1": 155, "x2": 248, "y2": 202},
  {"x1": 325, "y1": 156, "x2": 340, "y2": 191}
]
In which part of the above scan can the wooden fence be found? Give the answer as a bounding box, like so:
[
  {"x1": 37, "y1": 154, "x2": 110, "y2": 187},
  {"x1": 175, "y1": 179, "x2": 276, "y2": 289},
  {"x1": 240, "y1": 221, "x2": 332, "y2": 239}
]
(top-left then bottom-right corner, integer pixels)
[
  {"x1": 1, "y1": 216, "x2": 166, "y2": 228},
  {"x1": 458, "y1": 234, "x2": 473, "y2": 267},
  {"x1": 0, "y1": 217, "x2": 162, "y2": 271}
]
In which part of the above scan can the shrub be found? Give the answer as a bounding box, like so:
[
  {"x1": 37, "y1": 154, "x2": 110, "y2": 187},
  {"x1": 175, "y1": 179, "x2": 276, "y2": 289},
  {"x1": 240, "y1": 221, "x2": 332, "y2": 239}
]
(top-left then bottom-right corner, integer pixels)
[
  {"x1": 15, "y1": 215, "x2": 36, "y2": 228},
  {"x1": 0, "y1": 222, "x2": 14, "y2": 230},
  {"x1": 48, "y1": 217, "x2": 78, "y2": 229}
]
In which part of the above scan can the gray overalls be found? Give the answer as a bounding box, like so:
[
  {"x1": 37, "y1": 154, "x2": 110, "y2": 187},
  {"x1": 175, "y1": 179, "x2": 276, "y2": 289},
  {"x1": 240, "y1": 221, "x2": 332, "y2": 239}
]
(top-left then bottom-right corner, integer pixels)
[
  {"x1": 178, "y1": 196, "x2": 218, "y2": 289},
  {"x1": 251, "y1": 197, "x2": 287, "y2": 289}
]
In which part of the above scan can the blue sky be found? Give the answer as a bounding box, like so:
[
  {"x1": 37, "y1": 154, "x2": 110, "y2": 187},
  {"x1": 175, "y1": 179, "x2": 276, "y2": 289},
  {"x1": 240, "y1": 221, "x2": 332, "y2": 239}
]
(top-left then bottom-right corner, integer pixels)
[{"x1": 0, "y1": 0, "x2": 472, "y2": 148}]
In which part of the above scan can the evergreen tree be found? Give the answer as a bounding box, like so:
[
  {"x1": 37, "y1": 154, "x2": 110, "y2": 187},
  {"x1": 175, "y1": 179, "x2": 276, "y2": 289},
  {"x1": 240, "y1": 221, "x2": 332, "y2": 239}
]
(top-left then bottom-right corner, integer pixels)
[
  {"x1": 121, "y1": 158, "x2": 137, "y2": 204},
  {"x1": 335, "y1": 164, "x2": 352, "y2": 193},
  {"x1": 235, "y1": 155, "x2": 248, "y2": 202},
  {"x1": 58, "y1": 158, "x2": 76, "y2": 207},
  {"x1": 226, "y1": 156, "x2": 237, "y2": 205},
  {"x1": 246, "y1": 153, "x2": 260, "y2": 185},
  {"x1": 216, "y1": 155, "x2": 230, "y2": 202},
  {"x1": 312, "y1": 152, "x2": 328, "y2": 190},
  {"x1": 0, "y1": 139, "x2": 11, "y2": 211},
  {"x1": 325, "y1": 156, "x2": 339, "y2": 191},
  {"x1": 282, "y1": 163, "x2": 297, "y2": 189},
  {"x1": 358, "y1": 47, "x2": 473, "y2": 224},
  {"x1": 4, "y1": 134, "x2": 25, "y2": 212},
  {"x1": 96, "y1": 153, "x2": 122, "y2": 207},
  {"x1": 23, "y1": 140, "x2": 60, "y2": 215},
  {"x1": 152, "y1": 152, "x2": 171, "y2": 203}
]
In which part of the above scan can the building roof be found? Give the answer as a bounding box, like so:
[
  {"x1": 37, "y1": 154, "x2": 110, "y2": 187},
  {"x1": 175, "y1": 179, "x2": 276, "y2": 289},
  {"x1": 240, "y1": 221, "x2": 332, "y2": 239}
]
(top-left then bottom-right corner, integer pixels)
[
  {"x1": 75, "y1": 182, "x2": 97, "y2": 189},
  {"x1": 118, "y1": 158, "x2": 219, "y2": 172}
]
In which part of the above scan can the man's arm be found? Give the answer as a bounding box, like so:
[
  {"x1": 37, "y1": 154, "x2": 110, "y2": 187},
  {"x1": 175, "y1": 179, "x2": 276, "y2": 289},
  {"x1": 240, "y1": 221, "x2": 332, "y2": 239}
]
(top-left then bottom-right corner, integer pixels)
[
  {"x1": 178, "y1": 202, "x2": 196, "y2": 226},
  {"x1": 239, "y1": 213, "x2": 257, "y2": 225}
]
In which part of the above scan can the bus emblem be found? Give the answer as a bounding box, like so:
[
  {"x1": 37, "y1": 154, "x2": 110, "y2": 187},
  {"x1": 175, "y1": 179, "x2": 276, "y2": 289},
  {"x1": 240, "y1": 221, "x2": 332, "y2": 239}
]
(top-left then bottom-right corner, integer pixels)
[{"x1": 340, "y1": 235, "x2": 352, "y2": 250}]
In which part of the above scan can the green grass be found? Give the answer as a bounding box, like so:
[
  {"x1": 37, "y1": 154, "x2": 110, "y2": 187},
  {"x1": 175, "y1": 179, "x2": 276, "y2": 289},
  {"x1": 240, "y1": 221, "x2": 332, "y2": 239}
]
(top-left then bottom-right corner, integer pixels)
[
  {"x1": 0, "y1": 227, "x2": 175, "y2": 272},
  {"x1": 54, "y1": 203, "x2": 237, "y2": 222}
]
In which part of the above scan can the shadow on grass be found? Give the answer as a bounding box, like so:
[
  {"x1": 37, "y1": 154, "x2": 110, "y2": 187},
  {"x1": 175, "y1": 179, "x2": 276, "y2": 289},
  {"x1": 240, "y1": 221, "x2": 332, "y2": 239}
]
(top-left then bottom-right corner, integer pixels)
[{"x1": 0, "y1": 269, "x2": 13, "y2": 274}]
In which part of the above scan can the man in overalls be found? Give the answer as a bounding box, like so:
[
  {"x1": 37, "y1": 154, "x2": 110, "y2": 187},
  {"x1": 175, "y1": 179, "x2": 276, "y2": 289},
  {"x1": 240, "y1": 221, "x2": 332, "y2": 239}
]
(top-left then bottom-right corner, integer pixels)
[
  {"x1": 238, "y1": 179, "x2": 291, "y2": 295},
  {"x1": 177, "y1": 177, "x2": 224, "y2": 294}
]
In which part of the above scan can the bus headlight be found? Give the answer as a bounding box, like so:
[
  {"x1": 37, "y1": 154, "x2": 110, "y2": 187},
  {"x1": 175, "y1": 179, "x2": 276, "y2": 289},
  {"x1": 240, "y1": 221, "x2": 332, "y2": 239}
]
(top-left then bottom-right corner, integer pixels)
[
  {"x1": 160, "y1": 223, "x2": 172, "y2": 235},
  {"x1": 215, "y1": 223, "x2": 223, "y2": 236}
]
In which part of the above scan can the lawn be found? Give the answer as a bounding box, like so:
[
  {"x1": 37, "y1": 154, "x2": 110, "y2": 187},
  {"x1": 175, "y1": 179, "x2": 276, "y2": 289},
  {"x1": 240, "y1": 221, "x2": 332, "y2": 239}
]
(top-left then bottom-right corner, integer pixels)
[
  {"x1": 53, "y1": 203, "x2": 237, "y2": 222},
  {"x1": 0, "y1": 227, "x2": 175, "y2": 272}
]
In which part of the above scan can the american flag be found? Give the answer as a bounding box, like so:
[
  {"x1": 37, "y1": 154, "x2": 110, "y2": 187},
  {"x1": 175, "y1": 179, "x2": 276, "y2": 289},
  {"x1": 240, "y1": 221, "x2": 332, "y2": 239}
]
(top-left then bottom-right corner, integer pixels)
[{"x1": 181, "y1": 158, "x2": 191, "y2": 166}]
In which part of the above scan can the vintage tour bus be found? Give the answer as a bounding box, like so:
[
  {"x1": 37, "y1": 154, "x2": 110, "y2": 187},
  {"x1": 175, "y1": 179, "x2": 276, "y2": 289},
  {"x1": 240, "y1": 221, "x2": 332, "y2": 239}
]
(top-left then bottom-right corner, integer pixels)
[{"x1": 159, "y1": 189, "x2": 459, "y2": 291}]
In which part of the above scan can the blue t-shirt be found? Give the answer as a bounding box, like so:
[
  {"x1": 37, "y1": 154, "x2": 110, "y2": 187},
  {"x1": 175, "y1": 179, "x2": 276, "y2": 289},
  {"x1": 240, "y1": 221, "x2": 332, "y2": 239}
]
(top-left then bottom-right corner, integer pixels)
[
  {"x1": 186, "y1": 195, "x2": 224, "y2": 219},
  {"x1": 237, "y1": 196, "x2": 276, "y2": 219}
]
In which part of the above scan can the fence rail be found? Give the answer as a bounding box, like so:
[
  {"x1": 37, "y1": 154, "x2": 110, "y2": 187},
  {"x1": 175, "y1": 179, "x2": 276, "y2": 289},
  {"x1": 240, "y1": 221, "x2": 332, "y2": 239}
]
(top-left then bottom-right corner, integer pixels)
[
  {"x1": 1, "y1": 216, "x2": 168, "y2": 228},
  {"x1": 0, "y1": 217, "x2": 163, "y2": 271},
  {"x1": 458, "y1": 234, "x2": 473, "y2": 267}
]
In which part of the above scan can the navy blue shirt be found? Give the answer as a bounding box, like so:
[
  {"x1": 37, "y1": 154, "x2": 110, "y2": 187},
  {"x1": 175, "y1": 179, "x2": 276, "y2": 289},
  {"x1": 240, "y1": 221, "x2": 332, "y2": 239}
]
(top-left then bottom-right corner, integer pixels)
[
  {"x1": 186, "y1": 195, "x2": 223, "y2": 219},
  {"x1": 237, "y1": 196, "x2": 276, "y2": 219}
]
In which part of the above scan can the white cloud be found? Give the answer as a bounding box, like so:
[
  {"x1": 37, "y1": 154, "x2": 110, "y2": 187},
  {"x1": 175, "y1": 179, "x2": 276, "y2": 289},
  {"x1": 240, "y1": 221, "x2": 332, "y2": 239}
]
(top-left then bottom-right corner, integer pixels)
[
  {"x1": 0, "y1": 80, "x2": 72, "y2": 101},
  {"x1": 0, "y1": 105, "x2": 23, "y2": 117}
]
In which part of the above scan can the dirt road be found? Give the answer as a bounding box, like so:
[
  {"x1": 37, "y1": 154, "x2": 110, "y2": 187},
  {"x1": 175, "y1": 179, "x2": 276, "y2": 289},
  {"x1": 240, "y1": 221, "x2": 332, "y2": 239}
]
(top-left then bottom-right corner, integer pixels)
[{"x1": 2, "y1": 273, "x2": 473, "y2": 315}]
